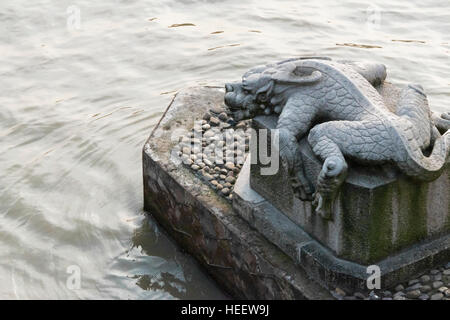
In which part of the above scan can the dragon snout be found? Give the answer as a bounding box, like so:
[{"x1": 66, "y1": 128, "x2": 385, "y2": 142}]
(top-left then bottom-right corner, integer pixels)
[
  {"x1": 224, "y1": 83, "x2": 241, "y2": 110},
  {"x1": 225, "y1": 83, "x2": 233, "y2": 93},
  {"x1": 224, "y1": 92, "x2": 236, "y2": 109}
]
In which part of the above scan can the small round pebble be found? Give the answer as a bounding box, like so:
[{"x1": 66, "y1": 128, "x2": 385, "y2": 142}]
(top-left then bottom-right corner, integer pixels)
[
  {"x1": 203, "y1": 173, "x2": 213, "y2": 180},
  {"x1": 382, "y1": 290, "x2": 392, "y2": 297},
  {"x1": 430, "y1": 293, "x2": 444, "y2": 300},
  {"x1": 395, "y1": 284, "x2": 404, "y2": 292},
  {"x1": 420, "y1": 285, "x2": 431, "y2": 293},
  {"x1": 225, "y1": 162, "x2": 235, "y2": 170},
  {"x1": 354, "y1": 292, "x2": 365, "y2": 299},
  {"x1": 203, "y1": 159, "x2": 213, "y2": 167},
  {"x1": 368, "y1": 291, "x2": 380, "y2": 300},
  {"x1": 209, "y1": 107, "x2": 222, "y2": 114},
  {"x1": 203, "y1": 112, "x2": 211, "y2": 121},
  {"x1": 225, "y1": 176, "x2": 236, "y2": 184},
  {"x1": 236, "y1": 121, "x2": 246, "y2": 129},
  {"x1": 438, "y1": 286, "x2": 448, "y2": 293},
  {"x1": 406, "y1": 283, "x2": 421, "y2": 291},
  {"x1": 430, "y1": 269, "x2": 440, "y2": 275},
  {"x1": 432, "y1": 281, "x2": 444, "y2": 289},
  {"x1": 221, "y1": 188, "x2": 230, "y2": 196},
  {"x1": 444, "y1": 289, "x2": 450, "y2": 297},
  {"x1": 218, "y1": 112, "x2": 228, "y2": 121},
  {"x1": 209, "y1": 117, "x2": 220, "y2": 126},
  {"x1": 420, "y1": 275, "x2": 431, "y2": 283},
  {"x1": 406, "y1": 290, "x2": 421, "y2": 299},
  {"x1": 408, "y1": 279, "x2": 420, "y2": 286}
]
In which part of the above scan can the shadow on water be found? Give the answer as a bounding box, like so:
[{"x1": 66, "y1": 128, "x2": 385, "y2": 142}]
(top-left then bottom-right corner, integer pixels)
[{"x1": 130, "y1": 214, "x2": 229, "y2": 299}]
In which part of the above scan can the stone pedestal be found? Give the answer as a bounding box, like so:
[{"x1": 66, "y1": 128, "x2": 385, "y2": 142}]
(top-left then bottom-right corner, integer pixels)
[
  {"x1": 143, "y1": 86, "x2": 332, "y2": 299},
  {"x1": 251, "y1": 115, "x2": 450, "y2": 266},
  {"x1": 143, "y1": 85, "x2": 449, "y2": 298},
  {"x1": 238, "y1": 151, "x2": 450, "y2": 291}
]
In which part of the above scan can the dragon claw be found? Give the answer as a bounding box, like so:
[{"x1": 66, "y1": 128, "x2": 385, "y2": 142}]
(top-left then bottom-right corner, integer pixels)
[{"x1": 312, "y1": 156, "x2": 348, "y2": 220}]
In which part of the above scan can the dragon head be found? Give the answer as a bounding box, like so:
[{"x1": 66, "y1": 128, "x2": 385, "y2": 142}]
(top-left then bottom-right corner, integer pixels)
[
  {"x1": 224, "y1": 60, "x2": 322, "y2": 121},
  {"x1": 224, "y1": 67, "x2": 276, "y2": 121}
]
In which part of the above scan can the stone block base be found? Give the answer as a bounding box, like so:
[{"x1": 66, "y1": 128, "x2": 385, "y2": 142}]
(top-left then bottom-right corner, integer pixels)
[
  {"x1": 143, "y1": 86, "x2": 331, "y2": 299},
  {"x1": 234, "y1": 156, "x2": 450, "y2": 293},
  {"x1": 250, "y1": 95, "x2": 450, "y2": 265}
]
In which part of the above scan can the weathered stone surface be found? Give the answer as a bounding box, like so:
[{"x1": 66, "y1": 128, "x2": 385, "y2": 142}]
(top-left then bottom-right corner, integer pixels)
[
  {"x1": 430, "y1": 292, "x2": 444, "y2": 300},
  {"x1": 144, "y1": 84, "x2": 450, "y2": 299},
  {"x1": 143, "y1": 86, "x2": 331, "y2": 299},
  {"x1": 236, "y1": 154, "x2": 450, "y2": 293},
  {"x1": 251, "y1": 112, "x2": 450, "y2": 265},
  {"x1": 395, "y1": 284, "x2": 405, "y2": 292},
  {"x1": 406, "y1": 290, "x2": 421, "y2": 299},
  {"x1": 225, "y1": 57, "x2": 450, "y2": 222},
  {"x1": 420, "y1": 285, "x2": 432, "y2": 293}
]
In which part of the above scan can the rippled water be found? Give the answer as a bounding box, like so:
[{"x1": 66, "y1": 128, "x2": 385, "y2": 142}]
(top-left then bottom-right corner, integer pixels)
[{"x1": 0, "y1": 0, "x2": 449, "y2": 299}]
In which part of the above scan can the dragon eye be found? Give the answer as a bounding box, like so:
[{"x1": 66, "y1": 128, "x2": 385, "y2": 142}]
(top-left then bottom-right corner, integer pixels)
[{"x1": 243, "y1": 89, "x2": 251, "y2": 95}]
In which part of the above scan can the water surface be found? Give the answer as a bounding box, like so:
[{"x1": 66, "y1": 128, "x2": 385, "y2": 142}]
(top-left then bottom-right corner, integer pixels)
[{"x1": 0, "y1": 0, "x2": 449, "y2": 299}]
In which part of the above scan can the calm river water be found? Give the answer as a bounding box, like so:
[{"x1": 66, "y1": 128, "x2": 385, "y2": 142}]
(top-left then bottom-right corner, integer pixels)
[{"x1": 0, "y1": 0, "x2": 449, "y2": 299}]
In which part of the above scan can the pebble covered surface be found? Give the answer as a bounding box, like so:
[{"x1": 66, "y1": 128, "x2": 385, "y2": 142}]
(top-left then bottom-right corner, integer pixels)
[
  {"x1": 175, "y1": 106, "x2": 251, "y2": 201},
  {"x1": 331, "y1": 262, "x2": 450, "y2": 300}
]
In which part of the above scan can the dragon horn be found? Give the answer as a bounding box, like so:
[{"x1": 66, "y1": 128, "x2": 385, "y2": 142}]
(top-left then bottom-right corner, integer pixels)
[{"x1": 271, "y1": 63, "x2": 322, "y2": 85}]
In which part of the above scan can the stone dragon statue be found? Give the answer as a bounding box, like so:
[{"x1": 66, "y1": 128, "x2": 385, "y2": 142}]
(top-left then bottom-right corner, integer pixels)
[{"x1": 224, "y1": 57, "x2": 450, "y2": 218}]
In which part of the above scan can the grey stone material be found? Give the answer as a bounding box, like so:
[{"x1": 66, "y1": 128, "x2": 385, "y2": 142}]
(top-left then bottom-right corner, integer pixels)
[
  {"x1": 233, "y1": 155, "x2": 450, "y2": 293},
  {"x1": 143, "y1": 86, "x2": 331, "y2": 299},
  {"x1": 144, "y1": 84, "x2": 449, "y2": 299},
  {"x1": 225, "y1": 57, "x2": 450, "y2": 219},
  {"x1": 251, "y1": 113, "x2": 450, "y2": 265},
  {"x1": 430, "y1": 292, "x2": 444, "y2": 300}
]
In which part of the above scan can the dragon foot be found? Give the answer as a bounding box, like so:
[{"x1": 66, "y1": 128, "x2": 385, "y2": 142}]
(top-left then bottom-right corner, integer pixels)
[{"x1": 312, "y1": 156, "x2": 348, "y2": 220}]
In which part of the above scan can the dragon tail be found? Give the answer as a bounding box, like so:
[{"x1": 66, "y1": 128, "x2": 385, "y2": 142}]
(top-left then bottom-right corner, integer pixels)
[{"x1": 396, "y1": 129, "x2": 450, "y2": 181}]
